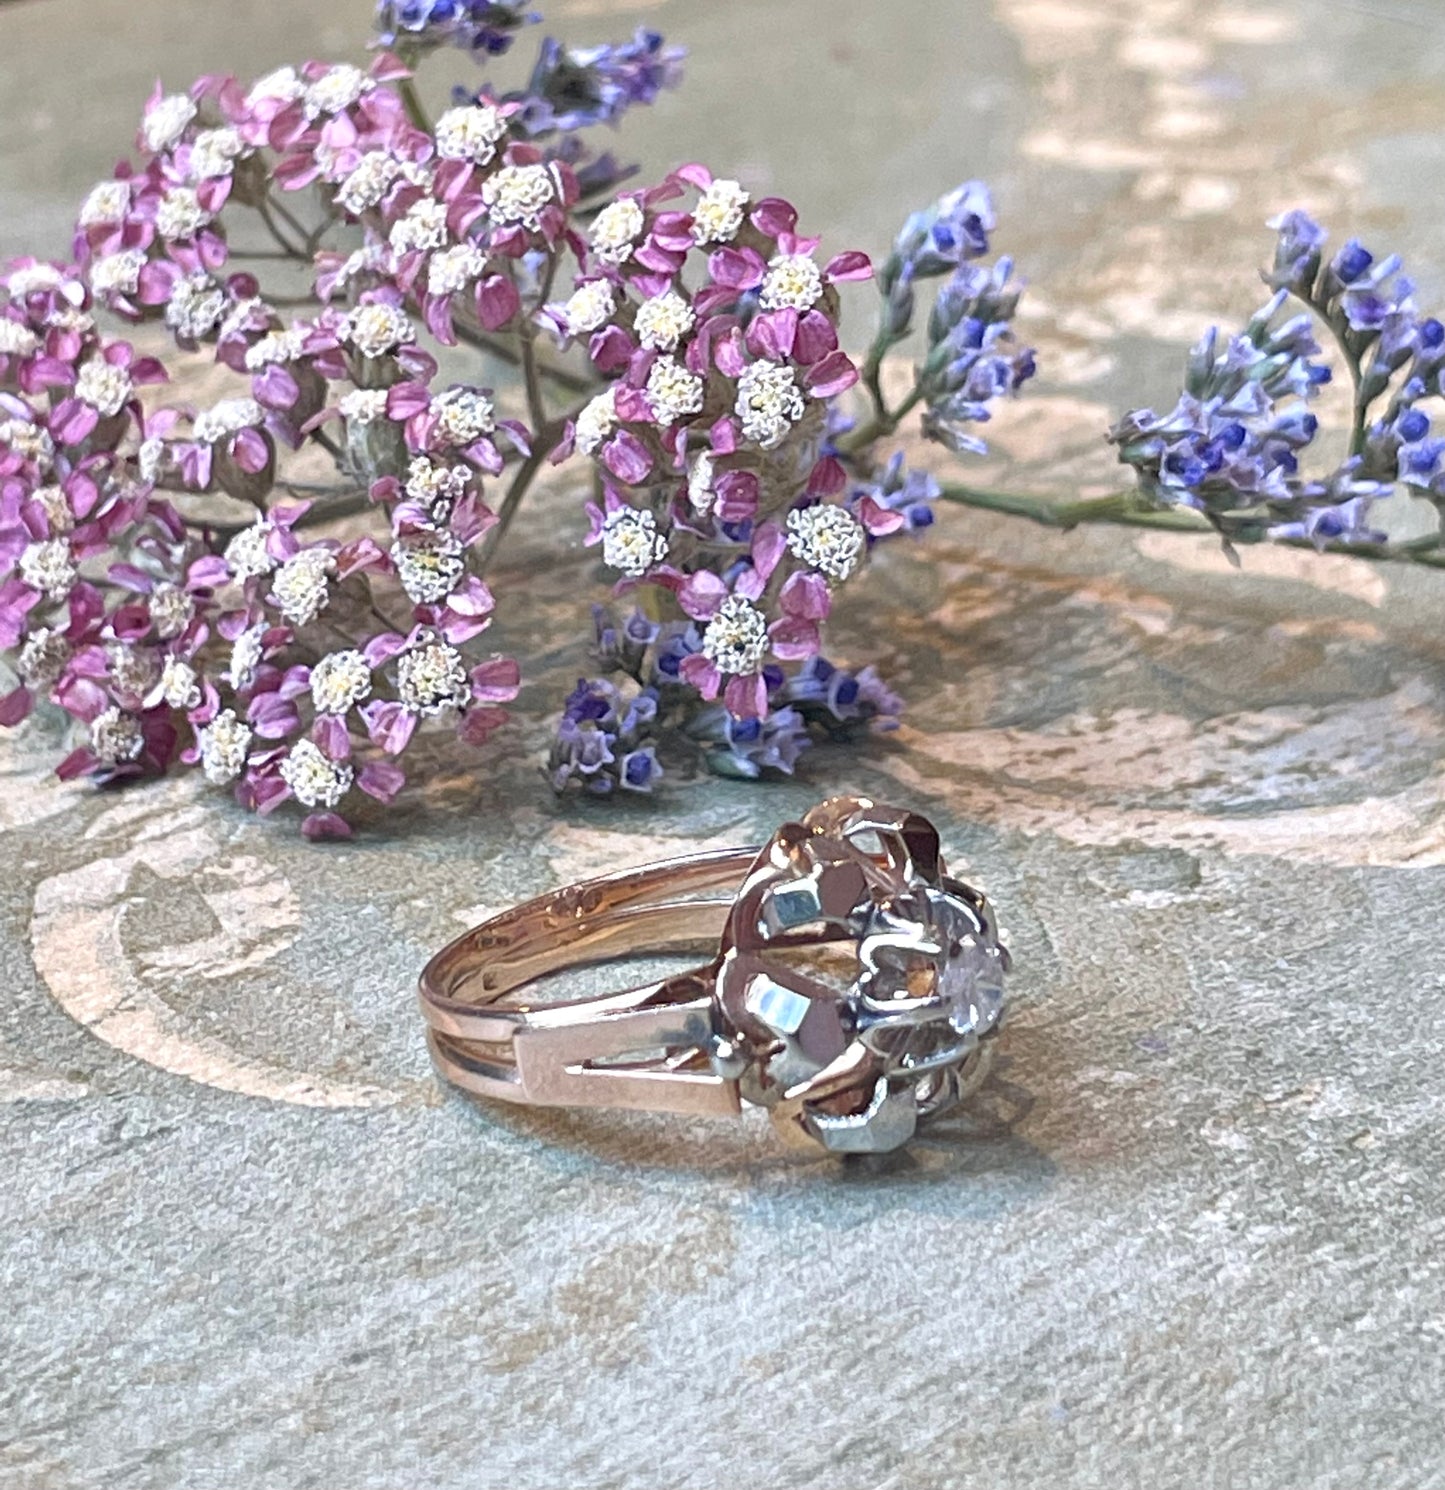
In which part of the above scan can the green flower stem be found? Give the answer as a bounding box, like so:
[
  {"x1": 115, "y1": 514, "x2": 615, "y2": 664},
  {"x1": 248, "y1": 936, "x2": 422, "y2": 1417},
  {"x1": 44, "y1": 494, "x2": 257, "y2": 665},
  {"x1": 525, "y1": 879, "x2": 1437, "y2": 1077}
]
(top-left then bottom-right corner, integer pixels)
[
  {"x1": 937, "y1": 483, "x2": 1445, "y2": 568},
  {"x1": 399, "y1": 76, "x2": 432, "y2": 134}
]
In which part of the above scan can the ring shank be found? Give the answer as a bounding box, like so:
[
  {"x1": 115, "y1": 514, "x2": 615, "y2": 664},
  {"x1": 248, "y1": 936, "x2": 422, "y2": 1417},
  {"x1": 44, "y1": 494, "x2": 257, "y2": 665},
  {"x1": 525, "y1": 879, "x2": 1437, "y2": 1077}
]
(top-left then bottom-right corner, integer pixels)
[{"x1": 418, "y1": 847, "x2": 762, "y2": 1115}]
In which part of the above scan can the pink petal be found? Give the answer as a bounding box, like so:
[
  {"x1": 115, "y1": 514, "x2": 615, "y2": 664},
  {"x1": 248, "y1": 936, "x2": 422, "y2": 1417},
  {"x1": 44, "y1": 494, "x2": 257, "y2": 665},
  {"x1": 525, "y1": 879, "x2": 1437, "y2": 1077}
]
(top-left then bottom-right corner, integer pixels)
[
  {"x1": 301, "y1": 811, "x2": 353, "y2": 841},
  {"x1": 857, "y1": 494, "x2": 907, "y2": 536},
  {"x1": 456, "y1": 705, "x2": 507, "y2": 746},
  {"x1": 469, "y1": 655, "x2": 521, "y2": 701},
  {"x1": 803, "y1": 350, "x2": 859, "y2": 399},
  {"x1": 724, "y1": 672, "x2": 768, "y2": 720},
  {"x1": 677, "y1": 569, "x2": 728, "y2": 621},
  {"x1": 780, "y1": 569, "x2": 831, "y2": 621},
  {"x1": 794, "y1": 310, "x2": 839, "y2": 365},
  {"x1": 823, "y1": 250, "x2": 874, "y2": 283},
  {"x1": 767, "y1": 617, "x2": 821, "y2": 661},
  {"x1": 358, "y1": 759, "x2": 405, "y2": 802},
  {"x1": 752, "y1": 521, "x2": 786, "y2": 582},
  {"x1": 679, "y1": 653, "x2": 721, "y2": 700},
  {"x1": 602, "y1": 431, "x2": 653, "y2": 485},
  {"x1": 707, "y1": 247, "x2": 766, "y2": 291},
  {"x1": 475, "y1": 274, "x2": 520, "y2": 331},
  {"x1": 750, "y1": 199, "x2": 798, "y2": 238},
  {"x1": 745, "y1": 308, "x2": 799, "y2": 362}
]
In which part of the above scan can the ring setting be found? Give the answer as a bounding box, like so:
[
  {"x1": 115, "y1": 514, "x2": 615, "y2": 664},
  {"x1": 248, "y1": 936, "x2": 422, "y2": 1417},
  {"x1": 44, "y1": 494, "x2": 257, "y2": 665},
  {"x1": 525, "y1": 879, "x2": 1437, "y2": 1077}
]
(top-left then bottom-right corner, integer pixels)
[{"x1": 419, "y1": 795, "x2": 1010, "y2": 1155}]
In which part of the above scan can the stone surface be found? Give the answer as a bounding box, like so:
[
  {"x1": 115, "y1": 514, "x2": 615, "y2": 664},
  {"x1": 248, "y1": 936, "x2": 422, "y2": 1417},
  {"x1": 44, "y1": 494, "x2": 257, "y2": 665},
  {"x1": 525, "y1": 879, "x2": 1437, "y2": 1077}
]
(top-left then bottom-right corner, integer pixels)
[{"x1": 4, "y1": 1, "x2": 1445, "y2": 1488}]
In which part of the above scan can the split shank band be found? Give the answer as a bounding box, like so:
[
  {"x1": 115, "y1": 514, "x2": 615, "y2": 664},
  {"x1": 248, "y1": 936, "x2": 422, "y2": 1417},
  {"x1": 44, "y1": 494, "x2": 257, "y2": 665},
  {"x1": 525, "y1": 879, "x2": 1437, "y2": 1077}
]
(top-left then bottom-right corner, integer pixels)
[{"x1": 418, "y1": 795, "x2": 1009, "y2": 1154}]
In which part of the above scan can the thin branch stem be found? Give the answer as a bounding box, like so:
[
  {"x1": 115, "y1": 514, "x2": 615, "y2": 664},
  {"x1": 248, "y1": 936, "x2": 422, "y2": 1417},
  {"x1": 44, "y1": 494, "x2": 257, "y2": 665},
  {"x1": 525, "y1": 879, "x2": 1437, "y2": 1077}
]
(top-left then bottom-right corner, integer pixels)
[
  {"x1": 937, "y1": 482, "x2": 1445, "y2": 569},
  {"x1": 451, "y1": 319, "x2": 596, "y2": 393}
]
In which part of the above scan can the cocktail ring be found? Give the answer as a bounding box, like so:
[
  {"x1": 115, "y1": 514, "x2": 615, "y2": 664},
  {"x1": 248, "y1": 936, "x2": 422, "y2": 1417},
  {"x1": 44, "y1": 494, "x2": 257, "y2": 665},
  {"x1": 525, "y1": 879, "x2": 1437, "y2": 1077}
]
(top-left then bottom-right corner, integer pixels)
[{"x1": 418, "y1": 795, "x2": 1011, "y2": 1155}]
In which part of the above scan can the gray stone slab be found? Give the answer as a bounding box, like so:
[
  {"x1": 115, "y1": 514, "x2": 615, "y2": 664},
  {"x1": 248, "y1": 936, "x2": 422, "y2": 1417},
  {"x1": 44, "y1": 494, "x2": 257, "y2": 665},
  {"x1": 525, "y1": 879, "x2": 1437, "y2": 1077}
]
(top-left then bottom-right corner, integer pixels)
[{"x1": 3, "y1": 2, "x2": 1445, "y2": 1488}]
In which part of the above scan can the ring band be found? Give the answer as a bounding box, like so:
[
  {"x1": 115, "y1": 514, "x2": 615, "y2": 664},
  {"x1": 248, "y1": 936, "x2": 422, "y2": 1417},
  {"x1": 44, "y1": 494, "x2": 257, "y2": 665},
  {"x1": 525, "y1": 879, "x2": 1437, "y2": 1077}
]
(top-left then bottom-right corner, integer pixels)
[{"x1": 418, "y1": 795, "x2": 1010, "y2": 1154}]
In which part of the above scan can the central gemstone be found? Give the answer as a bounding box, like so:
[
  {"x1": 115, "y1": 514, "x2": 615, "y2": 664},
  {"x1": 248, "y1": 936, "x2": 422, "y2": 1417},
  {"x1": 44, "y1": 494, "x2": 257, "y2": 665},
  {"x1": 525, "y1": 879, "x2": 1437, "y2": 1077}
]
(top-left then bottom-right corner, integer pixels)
[{"x1": 860, "y1": 885, "x2": 1007, "y2": 1038}]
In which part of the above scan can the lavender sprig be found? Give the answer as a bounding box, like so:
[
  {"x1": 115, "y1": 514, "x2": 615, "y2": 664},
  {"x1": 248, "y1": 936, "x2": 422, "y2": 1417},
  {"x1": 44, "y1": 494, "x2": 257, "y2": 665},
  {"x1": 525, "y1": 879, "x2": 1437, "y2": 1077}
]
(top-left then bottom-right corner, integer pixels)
[
  {"x1": 374, "y1": 1, "x2": 539, "y2": 59},
  {"x1": 1109, "y1": 212, "x2": 1445, "y2": 549}
]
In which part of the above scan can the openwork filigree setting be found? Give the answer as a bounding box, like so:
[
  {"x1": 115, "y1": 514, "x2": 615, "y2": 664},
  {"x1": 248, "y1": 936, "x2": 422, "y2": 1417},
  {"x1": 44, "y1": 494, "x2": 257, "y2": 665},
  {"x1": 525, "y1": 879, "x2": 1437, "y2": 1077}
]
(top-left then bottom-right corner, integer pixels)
[{"x1": 715, "y1": 796, "x2": 1008, "y2": 1153}]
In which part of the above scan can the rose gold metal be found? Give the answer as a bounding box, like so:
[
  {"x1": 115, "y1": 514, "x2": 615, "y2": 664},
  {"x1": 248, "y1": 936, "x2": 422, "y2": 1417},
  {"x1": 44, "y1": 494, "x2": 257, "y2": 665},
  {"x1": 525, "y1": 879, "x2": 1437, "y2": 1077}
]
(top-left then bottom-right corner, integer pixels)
[{"x1": 419, "y1": 846, "x2": 758, "y2": 1117}]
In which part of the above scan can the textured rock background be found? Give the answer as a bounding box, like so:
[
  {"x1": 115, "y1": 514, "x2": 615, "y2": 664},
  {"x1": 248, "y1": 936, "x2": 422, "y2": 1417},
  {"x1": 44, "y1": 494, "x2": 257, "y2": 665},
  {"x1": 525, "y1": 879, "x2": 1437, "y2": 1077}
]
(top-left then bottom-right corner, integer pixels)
[{"x1": 3, "y1": 1, "x2": 1445, "y2": 1487}]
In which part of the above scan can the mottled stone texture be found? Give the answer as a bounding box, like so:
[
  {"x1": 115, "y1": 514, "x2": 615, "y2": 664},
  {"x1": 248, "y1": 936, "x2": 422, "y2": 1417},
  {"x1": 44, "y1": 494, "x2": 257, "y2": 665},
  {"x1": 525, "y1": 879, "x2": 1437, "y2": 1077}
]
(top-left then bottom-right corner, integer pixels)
[{"x1": 4, "y1": 1, "x2": 1445, "y2": 1487}]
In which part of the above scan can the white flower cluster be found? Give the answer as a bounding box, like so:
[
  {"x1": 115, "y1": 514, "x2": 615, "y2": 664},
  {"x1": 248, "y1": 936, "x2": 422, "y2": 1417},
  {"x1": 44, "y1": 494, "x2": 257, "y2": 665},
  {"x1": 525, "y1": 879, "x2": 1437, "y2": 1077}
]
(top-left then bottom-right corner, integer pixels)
[
  {"x1": 336, "y1": 152, "x2": 403, "y2": 215},
  {"x1": 590, "y1": 197, "x2": 645, "y2": 265},
  {"x1": 31, "y1": 485, "x2": 73, "y2": 534},
  {"x1": 405, "y1": 455, "x2": 471, "y2": 515},
  {"x1": 786, "y1": 504, "x2": 864, "y2": 582},
  {"x1": 427, "y1": 243, "x2": 487, "y2": 298},
  {"x1": 244, "y1": 327, "x2": 307, "y2": 371},
  {"x1": 562, "y1": 280, "x2": 615, "y2": 337},
  {"x1": 229, "y1": 624, "x2": 267, "y2": 689},
  {"x1": 431, "y1": 386, "x2": 495, "y2": 447},
  {"x1": 157, "y1": 655, "x2": 201, "y2": 709},
  {"x1": 701, "y1": 596, "x2": 769, "y2": 675},
  {"x1": 434, "y1": 104, "x2": 510, "y2": 165},
  {"x1": 246, "y1": 67, "x2": 305, "y2": 111},
  {"x1": 74, "y1": 358, "x2": 132, "y2": 417},
  {"x1": 192, "y1": 397, "x2": 264, "y2": 445},
  {"x1": 224, "y1": 521, "x2": 276, "y2": 580},
  {"x1": 687, "y1": 450, "x2": 715, "y2": 514},
  {"x1": 0, "y1": 418, "x2": 54, "y2": 471},
  {"x1": 188, "y1": 127, "x2": 247, "y2": 182},
  {"x1": 304, "y1": 64, "x2": 373, "y2": 120},
  {"x1": 90, "y1": 706, "x2": 145, "y2": 766},
  {"x1": 600, "y1": 506, "x2": 668, "y2": 577},
  {"x1": 760, "y1": 253, "x2": 824, "y2": 312},
  {"x1": 574, "y1": 387, "x2": 618, "y2": 455},
  {"x1": 310, "y1": 649, "x2": 372, "y2": 715},
  {"x1": 198, "y1": 709, "x2": 253, "y2": 784},
  {"x1": 89, "y1": 251, "x2": 146, "y2": 298},
  {"x1": 17, "y1": 628, "x2": 70, "y2": 688},
  {"x1": 280, "y1": 739, "x2": 354, "y2": 808},
  {"x1": 344, "y1": 302, "x2": 415, "y2": 359},
  {"x1": 148, "y1": 583, "x2": 193, "y2": 640},
  {"x1": 691, "y1": 179, "x2": 749, "y2": 246},
  {"x1": 634, "y1": 291, "x2": 695, "y2": 353},
  {"x1": 78, "y1": 180, "x2": 131, "y2": 228},
  {"x1": 165, "y1": 273, "x2": 226, "y2": 340},
  {"x1": 645, "y1": 355, "x2": 705, "y2": 425},
  {"x1": 142, "y1": 93, "x2": 197, "y2": 155},
  {"x1": 19, "y1": 539, "x2": 77, "y2": 599},
  {"x1": 389, "y1": 199, "x2": 450, "y2": 256},
  {"x1": 397, "y1": 641, "x2": 470, "y2": 715},
  {"x1": 0, "y1": 319, "x2": 40, "y2": 357},
  {"x1": 155, "y1": 186, "x2": 212, "y2": 242},
  {"x1": 482, "y1": 164, "x2": 555, "y2": 229},
  {"x1": 108, "y1": 642, "x2": 158, "y2": 701},
  {"x1": 271, "y1": 548, "x2": 335, "y2": 626},
  {"x1": 338, "y1": 389, "x2": 390, "y2": 424},
  {"x1": 734, "y1": 361, "x2": 805, "y2": 449},
  {"x1": 391, "y1": 530, "x2": 464, "y2": 605}
]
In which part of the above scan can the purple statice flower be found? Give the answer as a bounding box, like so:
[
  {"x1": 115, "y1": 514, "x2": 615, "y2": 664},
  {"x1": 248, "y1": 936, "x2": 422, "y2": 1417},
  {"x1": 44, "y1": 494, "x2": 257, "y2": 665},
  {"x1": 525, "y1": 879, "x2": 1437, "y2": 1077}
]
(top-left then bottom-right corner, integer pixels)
[
  {"x1": 549, "y1": 677, "x2": 662, "y2": 796},
  {"x1": 919, "y1": 256, "x2": 1036, "y2": 456},
  {"x1": 591, "y1": 603, "x2": 658, "y2": 680},
  {"x1": 1109, "y1": 287, "x2": 1342, "y2": 532},
  {"x1": 875, "y1": 181, "x2": 996, "y2": 345},
  {"x1": 776, "y1": 655, "x2": 902, "y2": 736},
  {"x1": 685, "y1": 701, "x2": 810, "y2": 780},
  {"x1": 1114, "y1": 213, "x2": 1445, "y2": 544},
  {"x1": 518, "y1": 30, "x2": 685, "y2": 135},
  {"x1": 373, "y1": 0, "x2": 538, "y2": 58}
]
